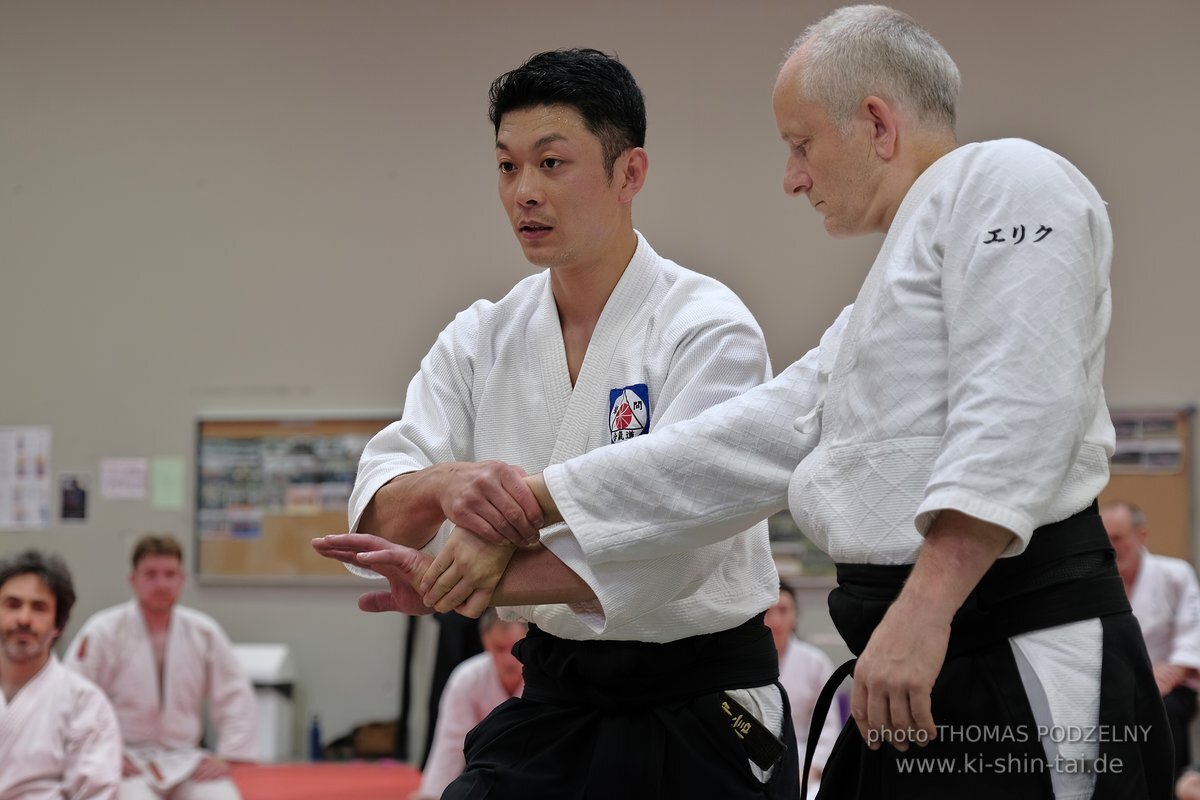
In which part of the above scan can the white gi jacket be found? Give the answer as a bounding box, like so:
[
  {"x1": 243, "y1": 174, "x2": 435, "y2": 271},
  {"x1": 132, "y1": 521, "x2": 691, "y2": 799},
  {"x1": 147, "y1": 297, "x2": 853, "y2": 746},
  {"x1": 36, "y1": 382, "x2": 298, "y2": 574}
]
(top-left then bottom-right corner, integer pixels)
[
  {"x1": 779, "y1": 636, "x2": 840, "y2": 778},
  {"x1": 0, "y1": 654, "x2": 122, "y2": 800},
  {"x1": 542, "y1": 140, "x2": 1114, "y2": 798},
  {"x1": 418, "y1": 653, "x2": 521, "y2": 798},
  {"x1": 1129, "y1": 549, "x2": 1200, "y2": 686},
  {"x1": 65, "y1": 602, "x2": 257, "y2": 791},
  {"x1": 351, "y1": 231, "x2": 777, "y2": 640},
  {"x1": 544, "y1": 139, "x2": 1113, "y2": 566}
]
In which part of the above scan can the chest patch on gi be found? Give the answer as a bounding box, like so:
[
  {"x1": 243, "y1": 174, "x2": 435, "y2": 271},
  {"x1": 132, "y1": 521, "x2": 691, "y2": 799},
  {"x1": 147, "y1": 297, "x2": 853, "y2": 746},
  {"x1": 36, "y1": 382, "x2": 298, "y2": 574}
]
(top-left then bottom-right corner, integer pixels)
[{"x1": 609, "y1": 383, "x2": 651, "y2": 443}]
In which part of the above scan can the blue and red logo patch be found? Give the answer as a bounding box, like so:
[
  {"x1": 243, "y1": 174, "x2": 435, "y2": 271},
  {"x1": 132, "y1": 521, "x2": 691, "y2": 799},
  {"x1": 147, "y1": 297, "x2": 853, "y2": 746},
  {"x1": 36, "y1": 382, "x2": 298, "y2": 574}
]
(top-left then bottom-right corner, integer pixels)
[{"x1": 609, "y1": 383, "x2": 651, "y2": 443}]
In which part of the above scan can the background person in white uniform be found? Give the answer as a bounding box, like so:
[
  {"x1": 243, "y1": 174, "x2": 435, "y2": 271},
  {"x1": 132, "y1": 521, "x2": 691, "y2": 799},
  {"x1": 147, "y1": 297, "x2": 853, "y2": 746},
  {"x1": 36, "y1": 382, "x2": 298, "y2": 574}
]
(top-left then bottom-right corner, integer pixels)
[
  {"x1": 409, "y1": 611, "x2": 525, "y2": 800},
  {"x1": 0, "y1": 549, "x2": 122, "y2": 800},
  {"x1": 67, "y1": 534, "x2": 257, "y2": 800},
  {"x1": 1103, "y1": 500, "x2": 1200, "y2": 778},
  {"x1": 765, "y1": 582, "x2": 840, "y2": 793}
]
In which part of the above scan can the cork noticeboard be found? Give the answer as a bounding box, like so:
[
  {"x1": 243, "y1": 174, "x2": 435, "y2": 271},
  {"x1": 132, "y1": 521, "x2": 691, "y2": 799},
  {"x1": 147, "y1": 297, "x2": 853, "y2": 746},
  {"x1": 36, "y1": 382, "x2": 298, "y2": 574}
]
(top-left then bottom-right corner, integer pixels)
[
  {"x1": 1099, "y1": 407, "x2": 1194, "y2": 561},
  {"x1": 195, "y1": 416, "x2": 394, "y2": 584}
]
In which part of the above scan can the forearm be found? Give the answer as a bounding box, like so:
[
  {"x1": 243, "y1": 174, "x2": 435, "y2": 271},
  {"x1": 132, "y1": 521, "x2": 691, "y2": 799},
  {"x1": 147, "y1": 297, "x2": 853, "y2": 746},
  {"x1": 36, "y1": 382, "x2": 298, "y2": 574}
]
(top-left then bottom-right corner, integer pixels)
[
  {"x1": 894, "y1": 509, "x2": 1015, "y2": 622},
  {"x1": 492, "y1": 545, "x2": 595, "y2": 606},
  {"x1": 358, "y1": 469, "x2": 449, "y2": 547}
]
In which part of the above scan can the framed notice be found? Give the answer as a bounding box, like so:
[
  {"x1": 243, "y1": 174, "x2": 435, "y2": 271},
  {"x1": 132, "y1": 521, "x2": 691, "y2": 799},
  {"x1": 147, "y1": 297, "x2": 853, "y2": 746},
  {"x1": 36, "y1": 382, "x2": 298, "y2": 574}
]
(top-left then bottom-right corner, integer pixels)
[
  {"x1": 195, "y1": 415, "x2": 394, "y2": 584},
  {"x1": 1100, "y1": 407, "x2": 1194, "y2": 561}
]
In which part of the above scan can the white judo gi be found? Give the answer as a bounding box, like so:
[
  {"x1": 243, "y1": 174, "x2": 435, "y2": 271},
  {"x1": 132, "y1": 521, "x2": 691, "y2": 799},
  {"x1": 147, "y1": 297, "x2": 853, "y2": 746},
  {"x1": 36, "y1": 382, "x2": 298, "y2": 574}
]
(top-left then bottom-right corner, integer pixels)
[
  {"x1": 544, "y1": 140, "x2": 1117, "y2": 799},
  {"x1": 0, "y1": 653, "x2": 122, "y2": 800},
  {"x1": 1129, "y1": 549, "x2": 1200, "y2": 681},
  {"x1": 779, "y1": 636, "x2": 840, "y2": 783},
  {"x1": 351, "y1": 231, "x2": 778, "y2": 642},
  {"x1": 417, "y1": 652, "x2": 522, "y2": 799},
  {"x1": 65, "y1": 601, "x2": 257, "y2": 798}
]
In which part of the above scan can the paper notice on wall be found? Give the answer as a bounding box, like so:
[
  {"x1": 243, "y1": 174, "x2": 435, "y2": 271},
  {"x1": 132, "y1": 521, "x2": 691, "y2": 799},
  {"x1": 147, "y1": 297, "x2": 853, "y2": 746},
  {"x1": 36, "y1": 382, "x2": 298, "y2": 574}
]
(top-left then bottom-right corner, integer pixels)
[
  {"x1": 151, "y1": 457, "x2": 186, "y2": 509},
  {"x1": 100, "y1": 458, "x2": 148, "y2": 500},
  {"x1": 0, "y1": 426, "x2": 53, "y2": 529}
]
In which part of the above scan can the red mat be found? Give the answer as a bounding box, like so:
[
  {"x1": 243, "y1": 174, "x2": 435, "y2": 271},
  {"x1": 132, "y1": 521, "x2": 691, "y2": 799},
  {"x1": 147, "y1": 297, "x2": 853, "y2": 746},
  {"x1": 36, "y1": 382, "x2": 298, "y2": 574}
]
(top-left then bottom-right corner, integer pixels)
[{"x1": 229, "y1": 762, "x2": 421, "y2": 800}]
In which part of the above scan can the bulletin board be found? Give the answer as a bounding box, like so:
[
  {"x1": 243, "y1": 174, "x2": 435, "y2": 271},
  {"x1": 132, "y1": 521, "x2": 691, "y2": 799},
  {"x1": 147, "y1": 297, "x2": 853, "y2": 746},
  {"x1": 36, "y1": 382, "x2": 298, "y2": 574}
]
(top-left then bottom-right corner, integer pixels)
[
  {"x1": 195, "y1": 415, "x2": 394, "y2": 584},
  {"x1": 1099, "y1": 407, "x2": 1194, "y2": 561}
]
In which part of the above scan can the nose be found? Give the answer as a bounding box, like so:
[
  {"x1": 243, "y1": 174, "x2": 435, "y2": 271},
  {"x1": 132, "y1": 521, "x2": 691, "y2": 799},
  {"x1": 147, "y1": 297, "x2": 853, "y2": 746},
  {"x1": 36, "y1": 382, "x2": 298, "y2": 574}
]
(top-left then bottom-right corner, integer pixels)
[
  {"x1": 514, "y1": 169, "x2": 543, "y2": 208},
  {"x1": 783, "y1": 157, "x2": 811, "y2": 197}
]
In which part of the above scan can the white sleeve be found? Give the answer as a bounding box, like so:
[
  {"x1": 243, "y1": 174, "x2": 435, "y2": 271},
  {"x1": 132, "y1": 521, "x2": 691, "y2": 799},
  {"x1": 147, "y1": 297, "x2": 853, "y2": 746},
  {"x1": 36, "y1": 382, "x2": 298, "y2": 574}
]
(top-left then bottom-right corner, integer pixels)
[
  {"x1": 540, "y1": 312, "x2": 776, "y2": 626},
  {"x1": 63, "y1": 685, "x2": 123, "y2": 800},
  {"x1": 206, "y1": 626, "x2": 259, "y2": 761},
  {"x1": 916, "y1": 147, "x2": 1112, "y2": 546},
  {"x1": 1168, "y1": 563, "x2": 1200, "y2": 671},
  {"x1": 544, "y1": 344, "x2": 824, "y2": 565},
  {"x1": 63, "y1": 618, "x2": 112, "y2": 693},
  {"x1": 348, "y1": 305, "x2": 484, "y2": 533}
]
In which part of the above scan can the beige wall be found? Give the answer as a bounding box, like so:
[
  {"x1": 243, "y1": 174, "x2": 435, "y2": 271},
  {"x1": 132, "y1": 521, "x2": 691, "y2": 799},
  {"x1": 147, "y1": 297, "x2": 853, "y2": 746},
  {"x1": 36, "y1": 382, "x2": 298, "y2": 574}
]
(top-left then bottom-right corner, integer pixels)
[{"x1": 2, "y1": 0, "x2": 1197, "y2": 758}]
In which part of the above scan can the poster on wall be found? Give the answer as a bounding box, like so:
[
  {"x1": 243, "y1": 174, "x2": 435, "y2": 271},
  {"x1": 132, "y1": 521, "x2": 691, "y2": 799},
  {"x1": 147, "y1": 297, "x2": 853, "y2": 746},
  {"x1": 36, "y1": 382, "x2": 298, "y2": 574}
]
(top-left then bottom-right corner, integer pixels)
[
  {"x1": 1110, "y1": 409, "x2": 1189, "y2": 473},
  {"x1": 0, "y1": 426, "x2": 52, "y2": 529},
  {"x1": 59, "y1": 472, "x2": 90, "y2": 522},
  {"x1": 195, "y1": 416, "x2": 394, "y2": 582}
]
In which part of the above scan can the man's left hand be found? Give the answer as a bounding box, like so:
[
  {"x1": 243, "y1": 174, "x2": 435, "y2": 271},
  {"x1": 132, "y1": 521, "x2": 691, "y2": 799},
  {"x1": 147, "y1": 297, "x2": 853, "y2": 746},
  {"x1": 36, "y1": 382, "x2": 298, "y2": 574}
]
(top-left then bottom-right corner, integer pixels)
[
  {"x1": 851, "y1": 595, "x2": 949, "y2": 752},
  {"x1": 190, "y1": 756, "x2": 230, "y2": 782},
  {"x1": 312, "y1": 533, "x2": 436, "y2": 615}
]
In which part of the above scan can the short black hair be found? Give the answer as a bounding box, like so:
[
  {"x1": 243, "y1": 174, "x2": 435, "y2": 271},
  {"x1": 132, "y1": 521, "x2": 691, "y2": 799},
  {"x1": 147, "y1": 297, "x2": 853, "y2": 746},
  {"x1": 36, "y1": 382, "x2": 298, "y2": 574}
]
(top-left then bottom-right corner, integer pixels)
[
  {"x1": 489, "y1": 48, "x2": 647, "y2": 179},
  {"x1": 0, "y1": 549, "x2": 76, "y2": 632}
]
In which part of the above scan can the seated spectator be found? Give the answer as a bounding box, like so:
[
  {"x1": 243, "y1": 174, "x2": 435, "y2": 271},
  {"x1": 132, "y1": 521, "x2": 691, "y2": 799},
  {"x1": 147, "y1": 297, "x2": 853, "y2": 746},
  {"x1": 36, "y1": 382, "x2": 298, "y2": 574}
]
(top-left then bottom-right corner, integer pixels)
[
  {"x1": 1102, "y1": 500, "x2": 1200, "y2": 778},
  {"x1": 409, "y1": 610, "x2": 526, "y2": 800},
  {"x1": 764, "y1": 582, "x2": 841, "y2": 793},
  {"x1": 66, "y1": 533, "x2": 257, "y2": 800},
  {"x1": 1, "y1": 549, "x2": 122, "y2": 799}
]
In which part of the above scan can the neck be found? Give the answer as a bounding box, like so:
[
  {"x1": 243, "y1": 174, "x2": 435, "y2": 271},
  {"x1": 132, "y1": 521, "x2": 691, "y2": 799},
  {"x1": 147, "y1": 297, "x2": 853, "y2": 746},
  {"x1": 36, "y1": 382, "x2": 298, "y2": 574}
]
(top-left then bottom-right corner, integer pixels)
[
  {"x1": 879, "y1": 131, "x2": 958, "y2": 231},
  {"x1": 139, "y1": 604, "x2": 172, "y2": 632},
  {"x1": 0, "y1": 652, "x2": 49, "y2": 700},
  {"x1": 548, "y1": 228, "x2": 638, "y2": 326},
  {"x1": 1120, "y1": 558, "x2": 1142, "y2": 594},
  {"x1": 549, "y1": 228, "x2": 638, "y2": 385}
]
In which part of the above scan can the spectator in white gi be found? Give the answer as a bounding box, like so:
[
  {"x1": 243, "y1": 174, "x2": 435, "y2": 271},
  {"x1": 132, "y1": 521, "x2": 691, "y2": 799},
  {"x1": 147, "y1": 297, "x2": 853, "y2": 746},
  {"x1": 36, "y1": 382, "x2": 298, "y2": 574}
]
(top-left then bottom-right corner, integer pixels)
[
  {"x1": 1102, "y1": 500, "x2": 1200, "y2": 778},
  {"x1": 764, "y1": 583, "x2": 840, "y2": 794},
  {"x1": 409, "y1": 610, "x2": 526, "y2": 800},
  {"x1": 66, "y1": 534, "x2": 257, "y2": 800},
  {"x1": 0, "y1": 549, "x2": 122, "y2": 800}
]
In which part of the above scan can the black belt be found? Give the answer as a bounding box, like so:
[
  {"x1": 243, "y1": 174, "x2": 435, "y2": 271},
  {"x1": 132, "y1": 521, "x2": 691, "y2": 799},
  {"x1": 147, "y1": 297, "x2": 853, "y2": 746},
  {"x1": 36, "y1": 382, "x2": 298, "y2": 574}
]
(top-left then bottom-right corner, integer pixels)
[
  {"x1": 516, "y1": 612, "x2": 780, "y2": 708},
  {"x1": 800, "y1": 501, "x2": 1131, "y2": 798}
]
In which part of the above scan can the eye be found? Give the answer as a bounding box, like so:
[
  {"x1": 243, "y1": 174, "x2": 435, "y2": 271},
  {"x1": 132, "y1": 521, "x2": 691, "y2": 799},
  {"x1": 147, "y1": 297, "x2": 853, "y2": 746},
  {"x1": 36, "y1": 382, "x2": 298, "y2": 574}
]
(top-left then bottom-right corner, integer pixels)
[
  {"x1": 541, "y1": 158, "x2": 562, "y2": 169},
  {"x1": 497, "y1": 161, "x2": 516, "y2": 174}
]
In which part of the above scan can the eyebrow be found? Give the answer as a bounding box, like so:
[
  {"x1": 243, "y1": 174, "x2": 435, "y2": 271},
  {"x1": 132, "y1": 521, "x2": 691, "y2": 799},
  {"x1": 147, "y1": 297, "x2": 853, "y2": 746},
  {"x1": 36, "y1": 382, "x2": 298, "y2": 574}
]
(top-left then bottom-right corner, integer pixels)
[{"x1": 496, "y1": 133, "x2": 569, "y2": 151}]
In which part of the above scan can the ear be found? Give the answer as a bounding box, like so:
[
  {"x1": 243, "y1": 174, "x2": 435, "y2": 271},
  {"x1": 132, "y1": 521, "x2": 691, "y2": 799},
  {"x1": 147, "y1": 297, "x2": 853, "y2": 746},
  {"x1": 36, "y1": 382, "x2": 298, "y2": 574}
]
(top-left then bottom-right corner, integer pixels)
[
  {"x1": 617, "y1": 147, "x2": 648, "y2": 203},
  {"x1": 860, "y1": 96, "x2": 898, "y2": 161}
]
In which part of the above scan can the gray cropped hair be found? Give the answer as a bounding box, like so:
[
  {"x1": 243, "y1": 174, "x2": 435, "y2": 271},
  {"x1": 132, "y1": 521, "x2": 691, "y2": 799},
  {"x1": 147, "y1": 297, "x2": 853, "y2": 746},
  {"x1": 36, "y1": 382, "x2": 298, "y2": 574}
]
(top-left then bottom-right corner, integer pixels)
[{"x1": 787, "y1": 5, "x2": 960, "y2": 135}]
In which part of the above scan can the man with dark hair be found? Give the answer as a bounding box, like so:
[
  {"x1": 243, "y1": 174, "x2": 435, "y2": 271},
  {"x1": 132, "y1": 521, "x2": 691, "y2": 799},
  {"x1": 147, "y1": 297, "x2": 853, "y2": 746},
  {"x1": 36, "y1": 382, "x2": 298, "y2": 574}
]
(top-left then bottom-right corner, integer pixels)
[
  {"x1": 66, "y1": 534, "x2": 257, "y2": 800},
  {"x1": 318, "y1": 47, "x2": 795, "y2": 798},
  {"x1": 0, "y1": 549, "x2": 122, "y2": 799}
]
